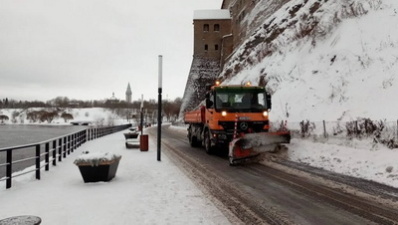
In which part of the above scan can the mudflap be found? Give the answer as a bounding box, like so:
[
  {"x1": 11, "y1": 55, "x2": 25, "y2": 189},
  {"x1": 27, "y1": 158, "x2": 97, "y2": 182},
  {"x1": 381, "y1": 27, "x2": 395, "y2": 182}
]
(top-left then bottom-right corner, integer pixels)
[{"x1": 228, "y1": 131, "x2": 291, "y2": 166}]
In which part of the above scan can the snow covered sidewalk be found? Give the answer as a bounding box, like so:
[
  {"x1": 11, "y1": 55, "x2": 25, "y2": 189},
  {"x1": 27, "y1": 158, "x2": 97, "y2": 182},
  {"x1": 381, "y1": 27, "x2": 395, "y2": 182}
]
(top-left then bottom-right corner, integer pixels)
[{"x1": 0, "y1": 130, "x2": 230, "y2": 225}]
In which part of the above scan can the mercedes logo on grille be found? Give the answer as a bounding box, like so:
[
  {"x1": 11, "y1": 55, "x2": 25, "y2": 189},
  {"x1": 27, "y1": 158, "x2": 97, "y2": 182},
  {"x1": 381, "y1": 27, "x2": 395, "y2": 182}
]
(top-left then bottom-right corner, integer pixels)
[{"x1": 240, "y1": 122, "x2": 248, "y2": 130}]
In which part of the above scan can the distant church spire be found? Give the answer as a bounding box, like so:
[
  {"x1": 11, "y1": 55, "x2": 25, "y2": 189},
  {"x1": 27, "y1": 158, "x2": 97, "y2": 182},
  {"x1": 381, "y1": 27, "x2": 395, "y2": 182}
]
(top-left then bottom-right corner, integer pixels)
[{"x1": 126, "y1": 83, "x2": 132, "y2": 103}]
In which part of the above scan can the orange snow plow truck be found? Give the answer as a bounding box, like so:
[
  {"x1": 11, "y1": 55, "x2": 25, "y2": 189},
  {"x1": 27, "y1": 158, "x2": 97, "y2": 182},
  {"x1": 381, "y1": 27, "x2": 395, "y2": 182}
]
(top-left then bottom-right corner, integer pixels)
[{"x1": 184, "y1": 82, "x2": 290, "y2": 165}]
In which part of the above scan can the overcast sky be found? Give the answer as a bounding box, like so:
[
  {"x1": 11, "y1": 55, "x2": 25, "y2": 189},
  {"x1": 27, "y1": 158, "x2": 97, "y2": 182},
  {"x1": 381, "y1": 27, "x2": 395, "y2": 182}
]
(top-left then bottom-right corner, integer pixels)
[{"x1": 0, "y1": 0, "x2": 222, "y2": 102}]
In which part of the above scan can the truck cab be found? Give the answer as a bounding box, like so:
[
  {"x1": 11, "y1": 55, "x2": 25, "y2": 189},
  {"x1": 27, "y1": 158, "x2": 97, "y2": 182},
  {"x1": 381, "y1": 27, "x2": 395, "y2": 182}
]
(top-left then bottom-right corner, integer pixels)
[{"x1": 185, "y1": 82, "x2": 272, "y2": 154}]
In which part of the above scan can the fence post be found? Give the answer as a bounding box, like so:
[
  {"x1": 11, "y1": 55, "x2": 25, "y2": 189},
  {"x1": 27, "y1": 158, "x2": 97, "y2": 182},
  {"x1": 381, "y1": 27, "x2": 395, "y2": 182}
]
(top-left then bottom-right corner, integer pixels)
[
  {"x1": 6, "y1": 149, "x2": 12, "y2": 189},
  {"x1": 71, "y1": 134, "x2": 75, "y2": 152},
  {"x1": 52, "y1": 140, "x2": 57, "y2": 166},
  {"x1": 66, "y1": 135, "x2": 70, "y2": 155},
  {"x1": 45, "y1": 143, "x2": 50, "y2": 171},
  {"x1": 58, "y1": 138, "x2": 62, "y2": 162},
  {"x1": 323, "y1": 120, "x2": 327, "y2": 138},
  {"x1": 74, "y1": 133, "x2": 77, "y2": 150},
  {"x1": 35, "y1": 144, "x2": 40, "y2": 180},
  {"x1": 63, "y1": 137, "x2": 67, "y2": 158}
]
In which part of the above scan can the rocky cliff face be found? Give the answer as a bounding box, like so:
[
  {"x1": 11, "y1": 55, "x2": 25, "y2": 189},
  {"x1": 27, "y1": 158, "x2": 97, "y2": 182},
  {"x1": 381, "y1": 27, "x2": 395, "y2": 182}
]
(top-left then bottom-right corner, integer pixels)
[{"x1": 179, "y1": 57, "x2": 220, "y2": 117}]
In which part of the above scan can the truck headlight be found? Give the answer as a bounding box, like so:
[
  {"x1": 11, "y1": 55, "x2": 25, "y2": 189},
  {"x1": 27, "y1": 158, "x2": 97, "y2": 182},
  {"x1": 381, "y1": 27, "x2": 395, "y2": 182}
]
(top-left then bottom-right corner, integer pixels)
[
  {"x1": 221, "y1": 111, "x2": 227, "y2": 117},
  {"x1": 262, "y1": 111, "x2": 268, "y2": 117}
]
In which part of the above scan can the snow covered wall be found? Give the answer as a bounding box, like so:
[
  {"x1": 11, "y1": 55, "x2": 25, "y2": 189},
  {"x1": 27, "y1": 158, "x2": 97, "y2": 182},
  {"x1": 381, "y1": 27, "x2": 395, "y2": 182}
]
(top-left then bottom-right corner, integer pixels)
[{"x1": 220, "y1": 0, "x2": 398, "y2": 122}]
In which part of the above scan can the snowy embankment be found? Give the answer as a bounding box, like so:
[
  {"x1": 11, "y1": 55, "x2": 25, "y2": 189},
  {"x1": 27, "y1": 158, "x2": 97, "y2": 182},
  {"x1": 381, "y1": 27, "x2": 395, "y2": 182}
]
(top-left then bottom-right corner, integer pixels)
[{"x1": 222, "y1": 0, "x2": 398, "y2": 122}]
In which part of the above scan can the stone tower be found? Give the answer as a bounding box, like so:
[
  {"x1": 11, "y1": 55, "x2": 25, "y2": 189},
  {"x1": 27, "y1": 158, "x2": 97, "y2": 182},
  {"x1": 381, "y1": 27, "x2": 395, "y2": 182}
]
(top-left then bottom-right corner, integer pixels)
[
  {"x1": 126, "y1": 83, "x2": 132, "y2": 103},
  {"x1": 179, "y1": 10, "x2": 231, "y2": 117}
]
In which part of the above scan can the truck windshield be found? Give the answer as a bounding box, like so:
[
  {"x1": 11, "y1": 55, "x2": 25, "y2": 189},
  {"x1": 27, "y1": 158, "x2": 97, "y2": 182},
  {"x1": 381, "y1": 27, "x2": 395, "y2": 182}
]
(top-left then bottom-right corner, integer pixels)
[{"x1": 214, "y1": 89, "x2": 268, "y2": 112}]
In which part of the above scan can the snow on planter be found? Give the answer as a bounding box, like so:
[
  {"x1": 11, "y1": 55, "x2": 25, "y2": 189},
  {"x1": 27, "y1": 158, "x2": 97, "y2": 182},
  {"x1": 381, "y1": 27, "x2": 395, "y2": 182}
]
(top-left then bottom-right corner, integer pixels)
[{"x1": 74, "y1": 151, "x2": 122, "y2": 167}]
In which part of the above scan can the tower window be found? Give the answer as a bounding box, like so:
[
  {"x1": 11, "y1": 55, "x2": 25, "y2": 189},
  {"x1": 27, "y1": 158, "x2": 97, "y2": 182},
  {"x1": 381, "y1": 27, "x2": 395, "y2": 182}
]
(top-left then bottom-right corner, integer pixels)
[
  {"x1": 204, "y1": 44, "x2": 208, "y2": 51},
  {"x1": 203, "y1": 24, "x2": 209, "y2": 32},
  {"x1": 215, "y1": 44, "x2": 219, "y2": 50},
  {"x1": 214, "y1": 24, "x2": 220, "y2": 31}
]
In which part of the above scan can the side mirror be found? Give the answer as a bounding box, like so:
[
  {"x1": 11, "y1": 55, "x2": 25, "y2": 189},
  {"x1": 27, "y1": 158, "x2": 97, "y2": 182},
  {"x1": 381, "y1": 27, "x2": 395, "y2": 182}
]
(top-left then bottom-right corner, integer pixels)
[
  {"x1": 206, "y1": 99, "x2": 213, "y2": 108},
  {"x1": 266, "y1": 93, "x2": 272, "y2": 109}
]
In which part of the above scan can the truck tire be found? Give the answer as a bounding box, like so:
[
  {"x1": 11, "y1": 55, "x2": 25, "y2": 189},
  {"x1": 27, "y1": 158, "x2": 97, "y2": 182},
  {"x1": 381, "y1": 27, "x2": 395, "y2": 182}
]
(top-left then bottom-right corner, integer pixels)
[
  {"x1": 204, "y1": 130, "x2": 214, "y2": 155},
  {"x1": 189, "y1": 131, "x2": 201, "y2": 147}
]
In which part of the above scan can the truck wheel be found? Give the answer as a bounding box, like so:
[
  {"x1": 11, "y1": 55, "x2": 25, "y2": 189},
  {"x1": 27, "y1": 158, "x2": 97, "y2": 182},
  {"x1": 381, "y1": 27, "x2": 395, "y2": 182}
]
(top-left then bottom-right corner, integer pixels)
[
  {"x1": 188, "y1": 131, "x2": 194, "y2": 147},
  {"x1": 204, "y1": 130, "x2": 213, "y2": 154},
  {"x1": 189, "y1": 132, "x2": 201, "y2": 147}
]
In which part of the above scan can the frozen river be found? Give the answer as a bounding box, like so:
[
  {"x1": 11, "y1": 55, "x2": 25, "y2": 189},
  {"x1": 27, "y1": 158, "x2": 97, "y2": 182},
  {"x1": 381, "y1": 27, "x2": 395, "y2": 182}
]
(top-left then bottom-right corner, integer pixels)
[
  {"x1": 0, "y1": 125, "x2": 85, "y2": 148},
  {"x1": 0, "y1": 125, "x2": 86, "y2": 179}
]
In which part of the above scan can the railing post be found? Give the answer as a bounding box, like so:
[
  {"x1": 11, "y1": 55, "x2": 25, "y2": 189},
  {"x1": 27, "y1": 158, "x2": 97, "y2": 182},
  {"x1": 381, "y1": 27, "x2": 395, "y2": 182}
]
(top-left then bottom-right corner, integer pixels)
[
  {"x1": 45, "y1": 142, "x2": 50, "y2": 171},
  {"x1": 63, "y1": 137, "x2": 67, "y2": 158},
  {"x1": 71, "y1": 134, "x2": 75, "y2": 152},
  {"x1": 35, "y1": 144, "x2": 41, "y2": 180},
  {"x1": 6, "y1": 149, "x2": 12, "y2": 189},
  {"x1": 58, "y1": 138, "x2": 62, "y2": 162},
  {"x1": 72, "y1": 134, "x2": 75, "y2": 151},
  {"x1": 52, "y1": 140, "x2": 57, "y2": 166},
  {"x1": 67, "y1": 135, "x2": 71, "y2": 155},
  {"x1": 74, "y1": 133, "x2": 77, "y2": 150}
]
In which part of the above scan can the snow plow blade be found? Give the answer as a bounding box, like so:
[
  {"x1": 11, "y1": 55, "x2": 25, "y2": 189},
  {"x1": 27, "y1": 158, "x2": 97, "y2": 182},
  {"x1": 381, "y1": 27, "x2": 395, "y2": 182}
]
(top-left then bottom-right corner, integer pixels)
[{"x1": 228, "y1": 132, "x2": 291, "y2": 166}]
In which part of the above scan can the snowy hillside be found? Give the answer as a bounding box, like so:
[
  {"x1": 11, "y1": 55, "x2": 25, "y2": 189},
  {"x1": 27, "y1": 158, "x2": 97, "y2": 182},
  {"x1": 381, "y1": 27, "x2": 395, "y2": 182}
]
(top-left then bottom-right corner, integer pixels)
[
  {"x1": 216, "y1": 0, "x2": 398, "y2": 188},
  {"x1": 220, "y1": 0, "x2": 398, "y2": 123}
]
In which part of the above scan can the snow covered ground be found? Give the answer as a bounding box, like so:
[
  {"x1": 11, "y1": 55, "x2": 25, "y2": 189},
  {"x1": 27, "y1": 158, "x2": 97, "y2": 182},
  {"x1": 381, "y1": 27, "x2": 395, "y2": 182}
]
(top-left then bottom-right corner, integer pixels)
[
  {"x1": 0, "y1": 123, "x2": 397, "y2": 224},
  {"x1": 0, "y1": 128, "x2": 230, "y2": 224},
  {"x1": 285, "y1": 138, "x2": 398, "y2": 188}
]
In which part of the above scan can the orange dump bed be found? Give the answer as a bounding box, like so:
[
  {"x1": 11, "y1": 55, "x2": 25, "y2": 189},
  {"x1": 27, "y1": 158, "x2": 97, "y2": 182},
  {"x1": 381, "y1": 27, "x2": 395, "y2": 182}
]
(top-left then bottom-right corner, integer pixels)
[{"x1": 184, "y1": 106, "x2": 205, "y2": 124}]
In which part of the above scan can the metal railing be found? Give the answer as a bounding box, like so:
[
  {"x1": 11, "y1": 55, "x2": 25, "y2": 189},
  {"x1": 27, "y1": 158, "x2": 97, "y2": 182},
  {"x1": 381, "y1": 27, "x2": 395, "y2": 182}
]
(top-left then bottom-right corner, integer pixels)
[{"x1": 0, "y1": 124, "x2": 131, "y2": 189}]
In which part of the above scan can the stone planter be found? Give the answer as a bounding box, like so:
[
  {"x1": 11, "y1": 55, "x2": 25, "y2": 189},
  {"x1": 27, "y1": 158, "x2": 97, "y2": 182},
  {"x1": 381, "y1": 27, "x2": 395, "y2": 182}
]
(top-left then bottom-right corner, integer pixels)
[{"x1": 74, "y1": 152, "x2": 121, "y2": 183}]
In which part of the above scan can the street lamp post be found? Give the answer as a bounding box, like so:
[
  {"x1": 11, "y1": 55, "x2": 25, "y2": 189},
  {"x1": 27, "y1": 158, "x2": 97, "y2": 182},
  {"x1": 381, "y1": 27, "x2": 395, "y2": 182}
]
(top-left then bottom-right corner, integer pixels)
[
  {"x1": 140, "y1": 94, "x2": 144, "y2": 136},
  {"x1": 157, "y1": 55, "x2": 162, "y2": 161}
]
